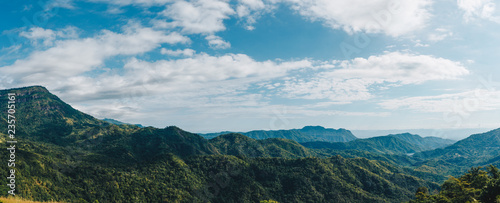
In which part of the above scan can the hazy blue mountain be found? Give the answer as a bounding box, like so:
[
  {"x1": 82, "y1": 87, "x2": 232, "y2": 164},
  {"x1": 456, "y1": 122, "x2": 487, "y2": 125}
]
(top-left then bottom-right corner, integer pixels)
[
  {"x1": 299, "y1": 126, "x2": 357, "y2": 142},
  {"x1": 302, "y1": 133, "x2": 455, "y2": 155},
  {"x1": 387, "y1": 133, "x2": 455, "y2": 151},
  {"x1": 200, "y1": 126, "x2": 357, "y2": 143},
  {"x1": 303, "y1": 136, "x2": 423, "y2": 155},
  {"x1": 351, "y1": 129, "x2": 487, "y2": 140},
  {"x1": 102, "y1": 118, "x2": 144, "y2": 128}
]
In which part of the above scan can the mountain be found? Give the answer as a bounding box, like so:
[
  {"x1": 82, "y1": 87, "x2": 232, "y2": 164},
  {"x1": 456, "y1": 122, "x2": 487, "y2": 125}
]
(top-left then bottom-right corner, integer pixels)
[
  {"x1": 200, "y1": 126, "x2": 357, "y2": 143},
  {"x1": 387, "y1": 133, "x2": 455, "y2": 151},
  {"x1": 0, "y1": 86, "x2": 442, "y2": 202},
  {"x1": 415, "y1": 128, "x2": 500, "y2": 165},
  {"x1": 303, "y1": 136, "x2": 422, "y2": 155},
  {"x1": 408, "y1": 128, "x2": 500, "y2": 177},
  {"x1": 184, "y1": 155, "x2": 440, "y2": 203},
  {"x1": 209, "y1": 133, "x2": 314, "y2": 158},
  {"x1": 299, "y1": 126, "x2": 357, "y2": 142},
  {"x1": 302, "y1": 133, "x2": 455, "y2": 156},
  {"x1": 102, "y1": 118, "x2": 144, "y2": 128},
  {"x1": 0, "y1": 86, "x2": 116, "y2": 145}
]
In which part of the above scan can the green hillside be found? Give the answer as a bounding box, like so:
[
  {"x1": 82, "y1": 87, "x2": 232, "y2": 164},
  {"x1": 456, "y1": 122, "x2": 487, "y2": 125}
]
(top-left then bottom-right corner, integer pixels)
[
  {"x1": 411, "y1": 128, "x2": 500, "y2": 177},
  {"x1": 302, "y1": 133, "x2": 456, "y2": 157},
  {"x1": 410, "y1": 165, "x2": 500, "y2": 203},
  {"x1": 0, "y1": 86, "x2": 443, "y2": 202},
  {"x1": 200, "y1": 126, "x2": 357, "y2": 143}
]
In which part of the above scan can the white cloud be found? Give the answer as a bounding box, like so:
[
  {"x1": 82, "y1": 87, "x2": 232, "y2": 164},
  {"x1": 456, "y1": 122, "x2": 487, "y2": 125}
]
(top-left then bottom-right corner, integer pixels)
[
  {"x1": 205, "y1": 35, "x2": 231, "y2": 49},
  {"x1": 87, "y1": 0, "x2": 174, "y2": 7},
  {"x1": 120, "y1": 53, "x2": 311, "y2": 88},
  {"x1": 414, "y1": 39, "x2": 430, "y2": 47},
  {"x1": 280, "y1": 52, "x2": 469, "y2": 102},
  {"x1": 47, "y1": 0, "x2": 75, "y2": 9},
  {"x1": 281, "y1": 77, "x2": 374, "y2": 101},
  {"x1": 20, "y1": 26, "x2": 79, "y2": 46},
  {"x1": 236, "y1": 0, "x2": 275, "y2": 30},
  {"x1": 160, "y1": 0, "x2": 235, "y2": 34},
  {"x1": 428, "y1": 28, "x2": 453, "y2": 42},
  {"x1": 457, "y1": 0, "x2": 500, "y2": 23},
  {"x1": 15, "y1": 52, "x2": 319, "y2": 123},
  {"x1": 379, "y1": 89, "x2": 500, "y2": 113},
  {"x1": 282, "y1": 0, "x2": 432, "y2": 37},
  {"x1": 1, "y1": 23, "x2": 190, "y2": 83},
  {"x1": 333, "y1": 52, "x2": 469, "y2": 83},
  {"x1": 161, "y1": 48, "x2": 195, "y2": 57}
]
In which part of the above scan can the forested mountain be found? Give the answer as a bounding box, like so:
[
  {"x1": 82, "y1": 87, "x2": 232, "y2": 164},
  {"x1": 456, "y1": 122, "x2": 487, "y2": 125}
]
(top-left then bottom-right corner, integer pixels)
[
  {"x1": 0, "y1": 86, "x2": 444, "y2": 202},
  {"x1": 0, "y1": 86, "x2": 498, "y2": 203},
  {"x1": 200, "y1": 125, "x2": 357, "y2": 143},
  {"x1": 387, "y1": 133, "x2": 455, "y2": 151},
  {"x1": 411, "y1": 128, "x2": 500, "y2": 176},
  {"x1": 102, "y1": 118, "x2": 144, "y2": 128},
  {"x1": 415, "y1": 128, "x2": 500, "y2": 162},
  {"x1": 0, "y1": 86, "x2": 109, "y2": 145},
  {"x1": 208, "y1": 133, "x2": 314, "y2": 158},
  {"x1": 410, "y1": 165, "x2": 500, "y2": 203},
  {"x1": 302, "y1": 133, "x2": 455, "y2": 155}
]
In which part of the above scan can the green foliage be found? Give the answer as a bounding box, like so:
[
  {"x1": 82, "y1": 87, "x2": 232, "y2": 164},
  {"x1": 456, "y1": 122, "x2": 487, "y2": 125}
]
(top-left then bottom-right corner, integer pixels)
[
  {"x1": 201, "y1": 126, "x2": 357, "y2": 143},
  {"x1": 0, "y1": 86, "x2": 494, "y2": 203},
  {"x1": 302, "y1": 133, "x2": 455, "y2": 156},
  {"x1": 303, "y1": 136, "x2": 423, "y2": 155},
  {"x1": 410, "y1": 165, "x2": 500, "y2": 203}
]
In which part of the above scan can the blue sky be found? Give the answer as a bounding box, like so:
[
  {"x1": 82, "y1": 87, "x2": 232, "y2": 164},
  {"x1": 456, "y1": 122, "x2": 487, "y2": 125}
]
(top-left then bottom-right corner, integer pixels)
[{"x1": 1, "y1": 0, "x2": 500, "y2": 137}]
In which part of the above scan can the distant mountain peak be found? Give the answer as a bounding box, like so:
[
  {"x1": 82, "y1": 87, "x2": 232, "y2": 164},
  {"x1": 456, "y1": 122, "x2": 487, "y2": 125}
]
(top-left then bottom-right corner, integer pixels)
[
  {"x1": 103, "y1": 118, "x2": 144, "y2": 128},
  {"x1": 302, "y1": 126, "x2": 326, "y2": 130}
]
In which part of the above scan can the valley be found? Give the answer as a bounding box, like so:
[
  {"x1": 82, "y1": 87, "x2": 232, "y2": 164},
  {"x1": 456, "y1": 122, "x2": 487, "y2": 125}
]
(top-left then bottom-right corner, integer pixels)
[{"x1": 0, "y1": 86, "x2": 499, "y2": 202}]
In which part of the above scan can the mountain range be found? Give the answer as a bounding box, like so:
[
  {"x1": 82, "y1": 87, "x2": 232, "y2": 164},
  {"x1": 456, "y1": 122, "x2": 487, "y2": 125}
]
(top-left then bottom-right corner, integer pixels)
[
  {"x1": 200, "y1": 125, "x2": 357, "y2": 143},
  {"x1": 302, "y1": 133, "x2": 455, "y2": 155},
  {"x1": 0, "y1": 86, "x2": 499, "y2": 202}
]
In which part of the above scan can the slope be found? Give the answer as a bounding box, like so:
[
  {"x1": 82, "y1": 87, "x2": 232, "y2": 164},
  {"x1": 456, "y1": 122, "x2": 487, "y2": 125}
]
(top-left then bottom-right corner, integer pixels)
[
  {"x1": 209, "y1": 133, "x2": 314, "y2": 158},
  {"x1": 200, "y1": 126, "x2": 357, "y2": 143},
  {"x1": 302, "y1": 135, "x2": 423, "y2": 155},
  {"x1": 387, "y1": 133, "x2": 455, "y2": 151},
  {"x1": 0, "y1": 86, "x2": 442, "y2": 202},
  {"x1": 412, "y1": 128, "x2": 500, "y2": 176}
]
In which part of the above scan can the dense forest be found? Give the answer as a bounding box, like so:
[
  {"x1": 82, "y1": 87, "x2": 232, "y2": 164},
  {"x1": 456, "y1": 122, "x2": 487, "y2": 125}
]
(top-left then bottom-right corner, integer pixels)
[
  {"x1": 0, "y1": 86, "x2": 499, "y2": 202},
  {"x1": 411, "y1": 165, "x2": 500, "y2": 203}
]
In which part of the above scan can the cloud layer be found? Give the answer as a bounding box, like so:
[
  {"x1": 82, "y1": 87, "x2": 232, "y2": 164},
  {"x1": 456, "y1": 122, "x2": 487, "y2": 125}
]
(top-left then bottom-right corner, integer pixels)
[{"x1": 280, "y1": 52, "x2": 469, "y2": 102}]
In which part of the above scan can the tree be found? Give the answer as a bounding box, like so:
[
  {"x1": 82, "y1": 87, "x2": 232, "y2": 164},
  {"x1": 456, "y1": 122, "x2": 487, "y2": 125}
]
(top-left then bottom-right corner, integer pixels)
[{"x1": 415, "y1": 186, "x2": 429, "y2": 201}]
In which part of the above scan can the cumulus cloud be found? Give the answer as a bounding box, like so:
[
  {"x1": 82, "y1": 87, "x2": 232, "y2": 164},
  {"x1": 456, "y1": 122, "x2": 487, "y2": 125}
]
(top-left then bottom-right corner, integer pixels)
[
  {"x1": 161, "y1": 48, "x2": 195, "y2": 57},
  {"x1": 87, "y1": 0, "x2": 174, "y2": 7},
  {"x1": 205, "y1": 35, "x2": 231, "y2": 49},
  {"x1": 236, "y1": 0, "x2": 275, "y2": 30},
  {"x1": 0, "y1": 23, "x2": 190, "y2": 83},
  {"x1": 19, "y1": 26, "x2": 79, "y2": 46},
  {"x1": 120, "y1": 53, "x2": 312, "y2": 88},
  {"x1": 46, "y1": 0, "x2": 76, "y2": 9},
  {"x1": 379, "y1": 89, "x2": 500, "y2": 113},
  {"x1": 280, "y1": 52, "x2": 469, "y2": 102},
  {"x1": 333, "y1": 52, "x2": 469, "y2": 83},
  {"x1": 428, "y1": 28, "x2": 453, "y2": 42},
  {"x1": 160, "y1": 0, "x2": 235, "y2": 34},
  {"x1": 457, "y1": 0, "x2": 500, "y2": 23},
  {"x1": 282, "y1": 0, "x2": 432, "y2": 37}
]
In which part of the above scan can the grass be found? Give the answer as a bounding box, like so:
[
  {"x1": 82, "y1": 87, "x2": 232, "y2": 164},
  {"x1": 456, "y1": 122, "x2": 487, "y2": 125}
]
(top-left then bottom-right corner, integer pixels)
[{"x1": 0, "y1": 197, "x2": 62, "y2": 203}]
